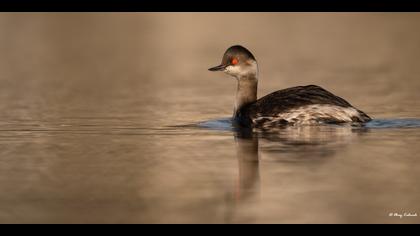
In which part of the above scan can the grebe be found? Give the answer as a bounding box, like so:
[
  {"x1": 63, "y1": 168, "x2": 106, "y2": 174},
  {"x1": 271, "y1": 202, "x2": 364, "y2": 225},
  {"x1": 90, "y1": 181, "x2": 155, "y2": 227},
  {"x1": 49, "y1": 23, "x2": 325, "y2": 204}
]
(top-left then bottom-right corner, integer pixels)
[{"x1": 208, "y1": 45, "x2": 371, "y2": 128}]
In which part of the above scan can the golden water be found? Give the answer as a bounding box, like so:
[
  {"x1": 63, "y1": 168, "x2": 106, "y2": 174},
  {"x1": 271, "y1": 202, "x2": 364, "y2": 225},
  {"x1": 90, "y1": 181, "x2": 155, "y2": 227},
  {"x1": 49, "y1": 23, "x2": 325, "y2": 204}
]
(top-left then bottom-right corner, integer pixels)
[{"x1": 0, "y1": 13, "x2": 420, "y2": 223}]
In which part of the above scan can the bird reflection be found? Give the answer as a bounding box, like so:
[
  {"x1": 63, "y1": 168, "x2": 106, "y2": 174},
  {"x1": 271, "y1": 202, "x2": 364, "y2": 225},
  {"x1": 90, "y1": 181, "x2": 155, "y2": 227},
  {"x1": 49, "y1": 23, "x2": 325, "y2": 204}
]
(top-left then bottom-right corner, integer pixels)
[
  {"x1": 224, "y1": 123, "x2": 369, "y2": 223},
  {"x1": 234, "y1": 127, "x2": 260, "y2": 201},
  {"x1": 224, "y1": 126, "x2": 260, "y2": 223}
]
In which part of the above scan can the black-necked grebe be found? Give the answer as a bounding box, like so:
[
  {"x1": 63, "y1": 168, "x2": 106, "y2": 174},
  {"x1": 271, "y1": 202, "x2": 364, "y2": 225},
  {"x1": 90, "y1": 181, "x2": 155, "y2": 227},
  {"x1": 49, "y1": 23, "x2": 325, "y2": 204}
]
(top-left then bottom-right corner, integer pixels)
[{"x1": 209, "y1": 45, "x2": 371, "y2": 128}]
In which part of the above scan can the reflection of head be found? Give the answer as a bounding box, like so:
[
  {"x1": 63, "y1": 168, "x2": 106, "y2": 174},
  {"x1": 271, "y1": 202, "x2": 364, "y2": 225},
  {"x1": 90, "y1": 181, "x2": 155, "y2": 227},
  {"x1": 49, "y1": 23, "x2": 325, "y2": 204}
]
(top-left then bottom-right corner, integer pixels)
[
  {"x1": 226, "y1": 124, "x2": 367, "y2": 223},
  {"x1": 225, "y1": 126, "x2": 260, "y2": 223}
]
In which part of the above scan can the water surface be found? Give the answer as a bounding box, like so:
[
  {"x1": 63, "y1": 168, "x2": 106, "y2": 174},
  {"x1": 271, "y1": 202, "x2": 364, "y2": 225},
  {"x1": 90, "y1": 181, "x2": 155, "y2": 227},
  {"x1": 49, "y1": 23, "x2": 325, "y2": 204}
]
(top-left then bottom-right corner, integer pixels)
[{"x1": 0, "y1": 13, "x2": 420, "y2": 223}]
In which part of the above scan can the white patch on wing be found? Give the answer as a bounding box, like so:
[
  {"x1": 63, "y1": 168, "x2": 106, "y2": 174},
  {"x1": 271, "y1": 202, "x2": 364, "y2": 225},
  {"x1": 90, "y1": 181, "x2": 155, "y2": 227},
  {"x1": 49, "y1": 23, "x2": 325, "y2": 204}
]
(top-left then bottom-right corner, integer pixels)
[{"x1": 252, "y1": 104, "x2": 367, "y2": 127}]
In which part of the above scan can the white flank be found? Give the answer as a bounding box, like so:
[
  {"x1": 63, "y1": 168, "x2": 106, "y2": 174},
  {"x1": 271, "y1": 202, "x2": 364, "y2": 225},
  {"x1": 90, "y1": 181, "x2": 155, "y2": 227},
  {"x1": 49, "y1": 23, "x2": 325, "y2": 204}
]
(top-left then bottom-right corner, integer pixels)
[{"x1": 252, "y1": 104, "x2": 366, "y2": 126}]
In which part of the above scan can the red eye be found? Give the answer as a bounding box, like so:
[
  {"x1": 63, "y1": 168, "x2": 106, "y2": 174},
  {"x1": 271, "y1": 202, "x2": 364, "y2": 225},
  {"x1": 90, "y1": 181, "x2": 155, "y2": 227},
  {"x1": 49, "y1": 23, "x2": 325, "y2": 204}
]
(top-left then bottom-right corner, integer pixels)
[{"x1": 231, "y1": 58, "x2": 239, "y2": 65}]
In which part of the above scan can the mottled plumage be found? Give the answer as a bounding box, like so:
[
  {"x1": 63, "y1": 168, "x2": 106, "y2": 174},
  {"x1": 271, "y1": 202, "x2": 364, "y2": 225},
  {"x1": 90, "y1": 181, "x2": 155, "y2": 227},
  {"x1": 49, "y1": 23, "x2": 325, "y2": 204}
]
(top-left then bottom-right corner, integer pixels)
[{"x1": 236, "y1": 85, "x2": 371, "y2": 127}]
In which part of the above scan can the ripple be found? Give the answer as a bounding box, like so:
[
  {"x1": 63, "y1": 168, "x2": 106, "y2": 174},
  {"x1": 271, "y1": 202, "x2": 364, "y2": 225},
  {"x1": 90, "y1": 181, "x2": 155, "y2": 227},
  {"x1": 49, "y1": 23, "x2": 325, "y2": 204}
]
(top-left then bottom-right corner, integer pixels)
[
  {"x1": 365, "y1": 119, "x2": 420, "y2": 129},
  {"x1": 196, "y1": 118, "x2": 234, "y2": 131},
  {"x1": 196, "y1": 118, "x2": 420, "y2": 131}
]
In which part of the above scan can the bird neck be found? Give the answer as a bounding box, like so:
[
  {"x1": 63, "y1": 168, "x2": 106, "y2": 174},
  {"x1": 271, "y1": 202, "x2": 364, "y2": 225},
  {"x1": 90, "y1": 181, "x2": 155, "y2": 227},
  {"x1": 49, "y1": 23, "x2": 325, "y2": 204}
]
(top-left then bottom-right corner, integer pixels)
[{"x1": 234, "y1": 75, "x2": 258, "y2": 117}]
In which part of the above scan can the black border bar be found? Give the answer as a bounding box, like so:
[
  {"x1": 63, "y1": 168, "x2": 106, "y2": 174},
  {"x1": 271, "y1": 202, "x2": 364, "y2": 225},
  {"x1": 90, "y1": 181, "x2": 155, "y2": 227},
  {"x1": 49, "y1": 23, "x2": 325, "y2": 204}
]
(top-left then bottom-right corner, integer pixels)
[{"x1": 1, "y1": 0, "x2": 420, "y2": 12}]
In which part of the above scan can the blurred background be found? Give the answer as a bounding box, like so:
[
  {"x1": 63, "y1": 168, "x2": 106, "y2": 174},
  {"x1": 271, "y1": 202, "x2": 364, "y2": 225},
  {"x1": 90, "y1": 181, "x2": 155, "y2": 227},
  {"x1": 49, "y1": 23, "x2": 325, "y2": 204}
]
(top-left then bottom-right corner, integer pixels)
[{"x1": 0, "y1": 13, "x2": 420, "y2": 223}]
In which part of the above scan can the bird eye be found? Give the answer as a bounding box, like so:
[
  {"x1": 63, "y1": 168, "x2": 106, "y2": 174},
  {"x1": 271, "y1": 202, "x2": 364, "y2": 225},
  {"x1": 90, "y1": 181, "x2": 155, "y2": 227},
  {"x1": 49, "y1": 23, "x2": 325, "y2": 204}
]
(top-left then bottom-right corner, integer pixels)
[{"x1": 231, "y1": 58, "x2": 239, "y2": 65}]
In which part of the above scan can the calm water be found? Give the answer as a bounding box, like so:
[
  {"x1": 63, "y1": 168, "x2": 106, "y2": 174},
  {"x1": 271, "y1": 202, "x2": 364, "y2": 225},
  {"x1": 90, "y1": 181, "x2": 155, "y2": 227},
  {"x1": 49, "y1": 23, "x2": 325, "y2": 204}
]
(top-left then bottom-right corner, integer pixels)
[{"x1": 1, "y1": 13, "x2": 420, "y2": 223}]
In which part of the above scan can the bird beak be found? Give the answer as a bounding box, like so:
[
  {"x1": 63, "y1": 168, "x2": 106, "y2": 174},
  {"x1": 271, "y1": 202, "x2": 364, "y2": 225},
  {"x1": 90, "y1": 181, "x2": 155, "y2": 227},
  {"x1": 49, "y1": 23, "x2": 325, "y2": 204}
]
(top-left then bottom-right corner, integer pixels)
[{"x1": 208, "y1": 64, "x2": 227, "y2": 71}]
